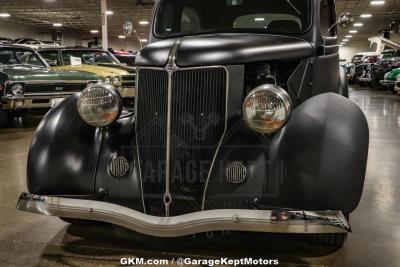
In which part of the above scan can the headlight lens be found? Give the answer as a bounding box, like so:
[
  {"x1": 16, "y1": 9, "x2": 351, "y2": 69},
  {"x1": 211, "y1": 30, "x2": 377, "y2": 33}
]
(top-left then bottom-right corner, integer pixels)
[
  {"x1": 11, "y1": 83, "x2": 24, "y2": 96},
  {"x1": 104, "y1": 76, "x2": 112, "y2": 84},
  {"x1": 242, "y1": 84, "x2": 292, "y2": 134},
  {"x1": 77, "y1": 83, "x2": 122, "y2": 127},
  {"x1": 113, "y1": 76, "x2": 121, "y2": 87}
]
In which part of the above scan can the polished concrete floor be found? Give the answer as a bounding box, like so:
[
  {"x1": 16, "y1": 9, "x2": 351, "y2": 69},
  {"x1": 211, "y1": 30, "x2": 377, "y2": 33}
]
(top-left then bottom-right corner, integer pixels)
[{"x1": 0, "y1": 88, "x2": 399, "y2": 266}]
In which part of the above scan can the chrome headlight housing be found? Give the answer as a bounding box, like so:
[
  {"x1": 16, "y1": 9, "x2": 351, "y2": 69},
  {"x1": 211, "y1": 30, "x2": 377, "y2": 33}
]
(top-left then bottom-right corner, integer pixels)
[
  {"x1": 242, "y1": 84, "x2": 292, "y2": 134},
  {"x1": 11, "y1": 83, "x2": 24, "y2": 96},
  {"x1": 112, "y1": 76, "x2": 121, "y2": 87},
  {"x1": 77, "y1": 82, "x2": 122, "y2": 127}
]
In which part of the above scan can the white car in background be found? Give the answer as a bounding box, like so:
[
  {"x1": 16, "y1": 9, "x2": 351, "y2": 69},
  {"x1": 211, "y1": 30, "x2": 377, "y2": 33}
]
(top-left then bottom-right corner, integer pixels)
[
  {"x1": 395, "y1": 75, "x2": 400, "y2": 94},
  {"x1": 13, "y1": 38, "x2": 60, "y2": 50}
]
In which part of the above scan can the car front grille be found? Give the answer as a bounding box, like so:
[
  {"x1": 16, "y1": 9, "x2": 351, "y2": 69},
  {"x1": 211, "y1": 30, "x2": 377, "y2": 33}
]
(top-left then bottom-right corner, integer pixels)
[
  {"x1": 121, "y1": 74, "x2": 135, "y2": 88},
  {"x1": 136, "y1": 67, "x2": 227, "y2": 216},
  {"x1": 22, "y1": 83, "x2": 88, "y2": 94}
]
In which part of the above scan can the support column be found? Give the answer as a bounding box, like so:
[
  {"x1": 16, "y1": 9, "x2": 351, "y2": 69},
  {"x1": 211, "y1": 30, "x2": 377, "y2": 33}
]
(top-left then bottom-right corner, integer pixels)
[{"x1": 101, "y1": 0, "x2": 108, "y2": 49}]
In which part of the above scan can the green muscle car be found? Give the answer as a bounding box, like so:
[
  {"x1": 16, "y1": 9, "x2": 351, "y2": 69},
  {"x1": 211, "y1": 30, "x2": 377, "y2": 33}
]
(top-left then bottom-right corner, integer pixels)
[
  {"x1": 0, "y1": 45, "x2": 100, "y2": 128},
  {"x1": 380, "y1": 68, "x2": 400, "y2": 92}
]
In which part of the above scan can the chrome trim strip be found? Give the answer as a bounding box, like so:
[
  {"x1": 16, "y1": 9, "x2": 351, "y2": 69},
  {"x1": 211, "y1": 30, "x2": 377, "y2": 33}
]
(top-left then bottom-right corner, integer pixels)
[
  {"x1": 6, "y1": 80, "x2": 95, "y2": 85},
  {"x1": 16, "y1": 193, "x2": 351, "y2": 237}
]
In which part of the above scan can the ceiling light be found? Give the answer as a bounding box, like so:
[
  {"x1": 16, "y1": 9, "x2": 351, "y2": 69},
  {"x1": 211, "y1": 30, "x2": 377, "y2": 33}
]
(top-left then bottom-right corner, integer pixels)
[
  {"x1": 343, "y1": 39, "x2": 349, "y2": 42},
  {"x1": 53, "y1": 23, "x2": 62, "y2": 27},
  {"x1": 139, "y1": 21, "x2": 149, "y2": 25},
  {"x1": 339, "y1": 45, "x2": 344, "y2": 47},
  {"x1": 90, "y1": 30, "x2": 99, "y2": 34},
  {"x1": 345, "y1": 35, "x2": 353, "y2": 38},
  {"x1": 118, "y1": 35, "x2": 126, "y2": 39},
  {"x1": 106, "y1": 10, "x2": 114, "y2": 15},
  {"x1": 354, "y1": 23, "x2": 364, "y2": 27},
  {"x1": 349, "y1": 30, "x2": 358, "y2": 33},
  {"x1": 360, "y1": 14, "x2": 372, "y2": 18},
  {"x1": 140, "y1": 39, "x2": 148, "y2": 42},
  {"x1": 0, "y1": 13, "x2": 11, "y2": 18},
  {"x1": 371, "y1": 1, "x2": 385, "y2": 5},
  {"x1": 254, "y1": 18, "x2": 265, "y2": 21}
]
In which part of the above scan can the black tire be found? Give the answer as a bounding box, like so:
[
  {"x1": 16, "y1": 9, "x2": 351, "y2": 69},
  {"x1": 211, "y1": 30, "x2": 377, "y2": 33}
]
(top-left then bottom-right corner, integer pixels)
[
  {"x1": 307, "y1": 233, "x2": 348, "y2": 247},
  {"x1": 0, "y1": 109, "x2": 8, "y2": 129}
]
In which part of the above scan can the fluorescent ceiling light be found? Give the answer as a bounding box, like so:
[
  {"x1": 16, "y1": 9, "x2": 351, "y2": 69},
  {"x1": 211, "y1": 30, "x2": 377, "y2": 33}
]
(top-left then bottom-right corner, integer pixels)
[
  {"x1": 139, "y1": 21, "x2": 149, "y2": 25},
  {"x1": 371, "y1": 1, "x2": 385, "y2": 5},
  {"x1": 360, "y1": 14, "x2": 372, "y2": 18},
  {"x1": 0, "y1": 13, "x2": 11, "y2": 18},
  {"x1": 53, "y1": 23, "x2": 62, "y2": 27},
  {"x1": 140, "y1": 39, "x2": 148, "y2": 42},
  {"x1": 106, "y1": 10, "x2": 114, "y2": 15},
  {"x1": 349, "y1": 30, "x2": 358, "y2": 33},
  {"x1": 254, "y1": 18, "x2": 265, "y2": 21},
  {"x1": 345, "y1": 35, "x2": 353, "y2": 38},
  {"x1": 90, "y1": 30, "x2": 99, "y2": 34},
  {"x1": 118, "y1": 35, "x2": 126, "y2": 39},
  {"x1": 343, "y1": 39, "x2": 349, "y2": 42},
  {"x1": 354, "y1": 23, "x2": 364, "y2": 27}
]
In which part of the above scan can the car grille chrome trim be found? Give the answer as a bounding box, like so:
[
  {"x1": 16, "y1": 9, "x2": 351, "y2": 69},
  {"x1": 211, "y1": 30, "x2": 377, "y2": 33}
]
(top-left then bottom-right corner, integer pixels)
[
  {"x1": 16, "y1": 192, "x2": 351, "y2": 237},
  {"x1": 135, "y1": 65, "x2": 229, "y2": 217}
]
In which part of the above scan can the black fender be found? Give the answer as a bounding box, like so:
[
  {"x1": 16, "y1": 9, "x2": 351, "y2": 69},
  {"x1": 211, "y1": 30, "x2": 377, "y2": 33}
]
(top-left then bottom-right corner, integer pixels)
[
  {"x1": 27, "y1": 95, "x2": 101, "y2": 195},
  {"x1": 204, "y1": 93, "x2": 369, "y2": 214},
  {"x1": 27, "y1": 95, "x2": 142, "y2": 209}
]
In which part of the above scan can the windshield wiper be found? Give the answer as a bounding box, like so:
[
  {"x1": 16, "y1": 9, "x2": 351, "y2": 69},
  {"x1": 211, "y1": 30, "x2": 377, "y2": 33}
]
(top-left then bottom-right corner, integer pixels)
[{"x1": 286, "y1": 0, "x2": 301, "y2": 15}]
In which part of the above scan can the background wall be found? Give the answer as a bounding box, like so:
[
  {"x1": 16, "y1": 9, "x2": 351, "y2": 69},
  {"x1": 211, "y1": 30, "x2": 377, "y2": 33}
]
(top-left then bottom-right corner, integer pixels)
[
  {"x1": 339, "y1": 40, "x2": 372, "y2": 62},
  {"x1": 0, "y1": 21, "x2": 141, "y2": 51}
]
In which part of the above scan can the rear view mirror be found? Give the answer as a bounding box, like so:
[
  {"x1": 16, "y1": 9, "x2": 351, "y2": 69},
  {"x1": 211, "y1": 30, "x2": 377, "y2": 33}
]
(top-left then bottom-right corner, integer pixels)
[{"x1": 338, "y1": 12, "x2": 354, "y2": 29}]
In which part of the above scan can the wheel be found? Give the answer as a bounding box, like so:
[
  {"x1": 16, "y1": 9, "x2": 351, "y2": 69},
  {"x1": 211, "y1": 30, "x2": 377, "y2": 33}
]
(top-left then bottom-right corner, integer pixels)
[
  {"x1": 0, "y1": 109, "x2": 8, "y2": 129},
  {"x1": 307, "y1": 233, "x2": 348, "y2": 247}
]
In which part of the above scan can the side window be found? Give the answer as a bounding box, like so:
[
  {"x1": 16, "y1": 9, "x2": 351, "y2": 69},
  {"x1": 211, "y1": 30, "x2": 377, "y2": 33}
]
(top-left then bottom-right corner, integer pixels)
[
  {"x1": 181, "y1": 7, "x2": 201, "y2": 33},
  {"x1": 320, "y1": 0, "x2": 336, "y2": 37},
  {"x1": 39, "y1": 51, "x2": 60, "y2": 65}
]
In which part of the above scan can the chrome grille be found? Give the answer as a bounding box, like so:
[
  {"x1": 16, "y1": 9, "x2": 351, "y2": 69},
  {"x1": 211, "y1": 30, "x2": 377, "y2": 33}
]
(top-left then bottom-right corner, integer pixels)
[
  {"x1": 122, "y1": 74, "x2": 135, "y2": 88},
  {"x1": 136, "y1": 67, "x2": 227, "y2": 216}
]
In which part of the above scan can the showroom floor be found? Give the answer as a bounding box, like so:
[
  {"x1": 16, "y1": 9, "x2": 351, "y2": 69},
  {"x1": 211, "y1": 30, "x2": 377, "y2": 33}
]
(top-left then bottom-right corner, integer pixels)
[{"x1": 0, "y1": 88, "x2": 399, "y2": 267}]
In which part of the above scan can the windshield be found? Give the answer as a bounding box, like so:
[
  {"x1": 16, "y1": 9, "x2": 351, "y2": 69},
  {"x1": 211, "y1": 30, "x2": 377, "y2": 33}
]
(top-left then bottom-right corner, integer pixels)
[
  {"x1": 0, "y1": 47, "x2": 46, "y2": 67},
  {"x1": 380, "y1": 51, "x2": 395, "y2": 59},
  {"x1": 156, "y1": 0, "x2": 311, "y2": 38},
  {"x1": 61, "y1": 50, "x2": 120, "y2": 65}
]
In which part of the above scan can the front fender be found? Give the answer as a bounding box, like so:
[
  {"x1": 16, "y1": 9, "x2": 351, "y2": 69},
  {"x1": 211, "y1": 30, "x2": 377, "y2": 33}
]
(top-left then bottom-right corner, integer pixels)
[{"x1": 204, "y1": 93, "x2": 369, "y2": 214}]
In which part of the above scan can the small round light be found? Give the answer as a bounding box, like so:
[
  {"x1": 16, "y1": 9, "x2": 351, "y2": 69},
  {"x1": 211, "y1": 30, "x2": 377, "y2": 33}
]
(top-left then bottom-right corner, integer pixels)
[
  {"x1": 77, "y1": 83, "x2": 122, "y2": 127},
  {"x1": 113, "y1": 76, "x2": 121, "y2": 87},
  {"x1": 242, "y1": 84, "x2": 291, "y2": 134},
  {"x1": 11, "y1": 83, "x2": 24, "y2": 96},
  {"x1": 104, "y1": 76, "x2": 112, "y2": 84}
]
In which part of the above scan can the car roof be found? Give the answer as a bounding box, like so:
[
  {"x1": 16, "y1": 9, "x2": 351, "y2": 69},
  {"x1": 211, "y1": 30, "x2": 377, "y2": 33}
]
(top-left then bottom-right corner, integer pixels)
[{"x1": 0, "y1": 44, "x2": 36, "y2": 51}]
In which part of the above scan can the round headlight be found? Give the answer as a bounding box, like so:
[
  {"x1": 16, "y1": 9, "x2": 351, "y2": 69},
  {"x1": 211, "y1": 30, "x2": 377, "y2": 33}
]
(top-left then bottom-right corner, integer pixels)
[
  {"x1": 77, "y1": 83, "x2": 122, "y2": 127},
  {"x1": 242, "y1": 84, "x2": 292, "y2": 134},
  {"x1": 11, "y1": 83, "x2": 24, "y2": 96},
  {"x1": 104, "y1": 76, "x2": 112, "y2": 84}
]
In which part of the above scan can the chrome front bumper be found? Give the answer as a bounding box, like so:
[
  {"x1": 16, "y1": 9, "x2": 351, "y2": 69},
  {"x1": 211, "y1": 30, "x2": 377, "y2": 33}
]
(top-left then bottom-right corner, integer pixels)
[
  {"x1": 379, "y1": 80, "x2": 396, "y2": 87},
  {"x1": 2, "y1": 93, "x2": 72, "y2": 110},
  {"x1": 16, "y1": 193, "x2": 350, "y2": 237}
]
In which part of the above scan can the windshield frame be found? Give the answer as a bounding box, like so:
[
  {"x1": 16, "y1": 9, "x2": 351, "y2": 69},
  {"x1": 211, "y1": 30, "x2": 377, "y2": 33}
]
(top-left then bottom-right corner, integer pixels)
[
  {"x1": 60, "y1": 49, "x2": 121, "y2": 66},
  {"x1": 0, "y1": 46, "x2": 48, "y2": 68},
  {"x1": 153, "y1": 0, "x2": 313, "y2": 39}
]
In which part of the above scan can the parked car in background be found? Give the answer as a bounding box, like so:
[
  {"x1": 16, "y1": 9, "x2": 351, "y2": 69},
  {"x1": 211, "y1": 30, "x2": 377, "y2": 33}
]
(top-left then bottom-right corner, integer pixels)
[
  {"x1": 346, "y1": 52, "x2": 379, "y2": 84},
  {"x1": 17, "y1": 0, "x2": 369, "y2": 248},
  {"x1": 380, "y1": 68, "x2": 400, "y2": 92},
  {"x1": 108, "y1": 48, "x2": 137, "y2": 66},
  {"x1": 0, "y1": 38, "x2": 13, "y2": 44},
  {"x1": 38, "y1": 47, "x2": 135, "y2": 107},
  {"x1": 0, "y1": 45, "x2": 99, "y2": 128},
  {"x1": 358, "y1": 49, "x2": 400, "y2": 87},
  {"x1": 13, "y1": 38, "x2": 60, "y2": 50},
  {"x1": 355, "y1": 55, "x2": 379, "y2": 87}
]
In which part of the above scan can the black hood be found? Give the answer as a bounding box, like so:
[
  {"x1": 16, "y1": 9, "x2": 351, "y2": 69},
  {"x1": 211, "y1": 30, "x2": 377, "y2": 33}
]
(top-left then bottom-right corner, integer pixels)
[{"x1": 135, "y1": 34, "x2": 314, "y2": 67}]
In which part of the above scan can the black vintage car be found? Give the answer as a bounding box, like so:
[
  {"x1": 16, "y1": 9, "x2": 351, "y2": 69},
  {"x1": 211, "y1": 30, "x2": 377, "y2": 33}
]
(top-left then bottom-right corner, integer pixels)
[
  {"x1": 17, "y1": 0, "x2": 369, "y2": 246},
  {"x1": 358, "y1": 49, "x2": 400, "y2": 87}
]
